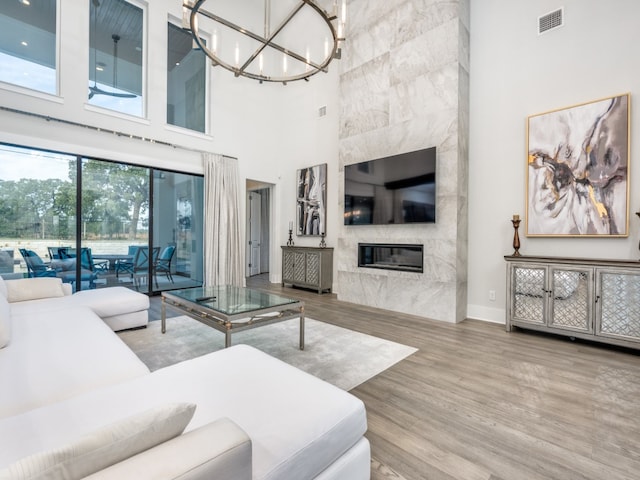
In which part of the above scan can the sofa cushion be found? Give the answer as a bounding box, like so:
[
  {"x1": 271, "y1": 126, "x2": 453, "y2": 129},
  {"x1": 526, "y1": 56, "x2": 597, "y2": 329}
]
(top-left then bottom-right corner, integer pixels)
[
  {"x1": 5, "y1": 278, "x2": 65, "y2": 303},
  {"x1": 83, "y1": 418, "x2": 252, "y2": 480},
  {"x1": 0, "y1": 402, "x2": 196, "y2": 480},
  {"x1": 0, "y1": 306, "x2": 150, "y2": 418},
  {"x1": 0, "y1": 296, "x2": 10, "y2": 349},
  {"x1": 0, "y1": 276, "x2": 7, "y2": 299},
  {"x1": 68, "y1": 287, "x2": 149, "y2": 319}
]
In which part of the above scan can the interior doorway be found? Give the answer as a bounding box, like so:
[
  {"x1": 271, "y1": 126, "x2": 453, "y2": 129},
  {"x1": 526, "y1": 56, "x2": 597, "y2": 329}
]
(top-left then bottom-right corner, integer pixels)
[{"x1": 246, "y1": 180, "x2": 272, "y2": 279}]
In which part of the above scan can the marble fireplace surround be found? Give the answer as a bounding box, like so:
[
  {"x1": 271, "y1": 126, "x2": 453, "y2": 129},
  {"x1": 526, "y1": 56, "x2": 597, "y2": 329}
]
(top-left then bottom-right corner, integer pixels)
[{"x1": 336, "y1": 0, "x2": 469, "y2": 323}]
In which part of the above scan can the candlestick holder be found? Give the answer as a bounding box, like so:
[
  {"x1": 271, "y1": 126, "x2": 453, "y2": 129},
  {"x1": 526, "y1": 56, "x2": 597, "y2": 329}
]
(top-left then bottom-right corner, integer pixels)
[
  {"x1": 319, "y1": 233, "x2": 326, "y2": 248},
  {"x1": 511, "y1": 217, "x2": 521, "y2": 256},
  {"x1": 636, "y1": 212, "x2": 640, "y2": 255},
  {"x1": 287, "y1": 228, "x2": 294, "y2": 246}
]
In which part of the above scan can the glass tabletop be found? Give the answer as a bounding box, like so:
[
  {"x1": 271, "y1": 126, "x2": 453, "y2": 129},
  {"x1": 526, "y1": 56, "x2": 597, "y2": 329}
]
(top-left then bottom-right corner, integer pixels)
[{"x1": 166, "y1": 286, "x2": 300, "y2": 315}]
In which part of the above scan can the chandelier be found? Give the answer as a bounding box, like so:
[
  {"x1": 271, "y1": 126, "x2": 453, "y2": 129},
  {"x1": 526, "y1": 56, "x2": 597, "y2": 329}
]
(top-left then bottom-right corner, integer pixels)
[{"x1": 182, "y1": 0, "x2": 346, "y2": 84}]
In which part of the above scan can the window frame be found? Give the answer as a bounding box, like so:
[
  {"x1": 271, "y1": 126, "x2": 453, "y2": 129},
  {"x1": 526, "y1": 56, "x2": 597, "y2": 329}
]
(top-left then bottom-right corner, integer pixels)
[
  {"x1": 165, "y1": 15, "x2": 211, "y2": 136},
  {"x1": 86, "y1": 0, "x2": 148, "y2": 119},
  {"x1": 0, "y1": 0, "x2": 61, "y2": 99}
]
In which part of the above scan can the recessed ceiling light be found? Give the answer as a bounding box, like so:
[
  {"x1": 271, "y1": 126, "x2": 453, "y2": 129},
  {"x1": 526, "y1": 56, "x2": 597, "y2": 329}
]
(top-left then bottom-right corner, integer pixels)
[
  {"x1": 19, "y1": 0, "x2": 31, "y2": 6},
  {"x1": 176, "y1": 62, "x2": 180, "y2": 66},
  {"x1": 20, "y1": 41, "x2": 28, "y2": 46}
]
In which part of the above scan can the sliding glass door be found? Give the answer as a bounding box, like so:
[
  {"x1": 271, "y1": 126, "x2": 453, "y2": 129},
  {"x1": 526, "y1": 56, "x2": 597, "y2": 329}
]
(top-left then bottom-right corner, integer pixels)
[
  {"x1": 81, "y1": 158, "x2": 151, "y2": 292},
  {"x1": 0, "y1": 144, "x2": 77, "y2": 284},
  {"x1": 0, "y1": 143, "x2": 203, "y2": 294},
  {"x1": 153, "y1": 170, "x2": 203, "y2": 291}
]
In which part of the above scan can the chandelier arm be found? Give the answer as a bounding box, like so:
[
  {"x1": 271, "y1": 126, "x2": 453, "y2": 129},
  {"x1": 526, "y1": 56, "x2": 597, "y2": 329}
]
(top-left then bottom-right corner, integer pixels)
[
  {"x1": 186, "y1": 0, "x2": 342, "y2": 83},
  {"x1": 192, "y1": 2, "x2": 318, "y2": 69},
  {"x1": 240, "y1": 2, "x2": 306, "y2": 75}
]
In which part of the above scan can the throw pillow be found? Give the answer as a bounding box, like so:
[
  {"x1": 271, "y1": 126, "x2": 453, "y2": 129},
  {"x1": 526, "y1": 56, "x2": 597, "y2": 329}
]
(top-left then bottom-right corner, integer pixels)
[
  {"x1": 0, "y1": 402, "x2": 196, "y2": 480},
  {"x1": 0, "y1": 275, "x2": 7, "y2": 299},
  {"x1": 5, "y1": 278, "x2": 66, "y2": 303},
  {"x1": 0, "y1": 295, "x2": 10, "y2": 348}
]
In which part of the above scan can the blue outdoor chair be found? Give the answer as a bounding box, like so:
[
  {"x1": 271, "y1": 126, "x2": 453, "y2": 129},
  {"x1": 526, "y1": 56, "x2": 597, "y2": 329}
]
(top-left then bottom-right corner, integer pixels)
[
  {"x1": 47, "y1": 246, "x2": 71, "y2": 260},
  {"x1": 115, "y1": 246, "x2": 159, "y2": 290},
  {"x1": 115, "y1": 245, "x2": 140, "y2": 278},
  {"x1": 27, "y1": 247, "x2": 98, "y2": 290},
  {"x1": 19, "y1": 249, "x2": 57, "y2": 278},
  {"x1": 154, "y1": 245, "x2": 176, "y2": 286},
  {"x1": 79, "y1": 247, "x2": 109, "y2": 274}
]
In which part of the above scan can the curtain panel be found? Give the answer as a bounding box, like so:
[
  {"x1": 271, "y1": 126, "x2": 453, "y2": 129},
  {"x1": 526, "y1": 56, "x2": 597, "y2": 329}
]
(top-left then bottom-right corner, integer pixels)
[{"x1": 203, "y1": 153, "x2": 243, "y2": 286}]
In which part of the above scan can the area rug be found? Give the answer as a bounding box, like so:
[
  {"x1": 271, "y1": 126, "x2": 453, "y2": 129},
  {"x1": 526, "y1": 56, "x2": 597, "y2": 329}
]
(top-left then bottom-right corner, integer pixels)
[{"x1": 118, "y1": 316, "x2": 417, "y2": 391}]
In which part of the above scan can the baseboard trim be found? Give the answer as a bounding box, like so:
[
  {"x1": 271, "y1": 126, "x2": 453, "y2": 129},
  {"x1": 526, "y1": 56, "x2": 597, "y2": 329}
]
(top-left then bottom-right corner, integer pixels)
[{"x1": 466, "y1": 304, "x2": 505, "y2": 324}]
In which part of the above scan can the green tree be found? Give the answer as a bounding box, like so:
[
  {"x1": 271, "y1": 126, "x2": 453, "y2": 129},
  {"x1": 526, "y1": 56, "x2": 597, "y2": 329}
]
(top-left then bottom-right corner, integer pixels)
[
  {"x1": 82, "y1": 160, "x2": 149, "y2": 240},
  {"x1": 15, "y1": 178, "x2": 72, "y2": 239},
  {"x1": 0, "y1": 159, "x2": 149, "y2": 241}
]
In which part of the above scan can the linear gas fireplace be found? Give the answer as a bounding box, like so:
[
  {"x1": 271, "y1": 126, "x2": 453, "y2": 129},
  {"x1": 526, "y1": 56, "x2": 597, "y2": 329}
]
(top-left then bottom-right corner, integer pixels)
[{"x1": 358, "y1": 243, "x2": 423, "y2": 273}]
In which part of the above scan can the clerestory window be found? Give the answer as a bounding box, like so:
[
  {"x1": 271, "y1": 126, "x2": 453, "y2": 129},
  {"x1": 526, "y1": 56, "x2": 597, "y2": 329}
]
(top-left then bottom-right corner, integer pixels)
[
  {"x1": 88, "y1": 0, "x2": 144, "y2": 117},
  {"x1": 167, "y1": 22, "x2": 207, "y2": 134},
  {"x1": 0, "y1": 0, "x2": 58, "y2": 95}
]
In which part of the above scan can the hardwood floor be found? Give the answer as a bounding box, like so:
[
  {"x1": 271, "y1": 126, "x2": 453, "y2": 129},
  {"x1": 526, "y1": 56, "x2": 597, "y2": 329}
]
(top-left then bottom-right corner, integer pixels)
[{"x1": 149, "y1": 276, "x2": 640, "y2": 480}]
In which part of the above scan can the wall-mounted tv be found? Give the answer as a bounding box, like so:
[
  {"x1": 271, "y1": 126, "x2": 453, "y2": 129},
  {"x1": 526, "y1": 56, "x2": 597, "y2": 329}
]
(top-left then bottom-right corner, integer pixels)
[{"x1": 344, "y1": 147, "x2": 436, "y2": 225}]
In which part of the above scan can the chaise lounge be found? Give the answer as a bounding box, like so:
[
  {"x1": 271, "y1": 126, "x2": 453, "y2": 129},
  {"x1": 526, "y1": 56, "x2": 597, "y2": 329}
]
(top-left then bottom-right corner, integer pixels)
[{"x1": 0, "y1": 277, "x2": 370, "y2": 479}]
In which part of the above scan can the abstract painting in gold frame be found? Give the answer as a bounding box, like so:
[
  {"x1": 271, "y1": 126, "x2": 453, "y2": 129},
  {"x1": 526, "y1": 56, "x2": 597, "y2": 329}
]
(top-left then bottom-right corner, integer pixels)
[{"x1": 526, "y1": 93, "x2": 630, "y2": 236}]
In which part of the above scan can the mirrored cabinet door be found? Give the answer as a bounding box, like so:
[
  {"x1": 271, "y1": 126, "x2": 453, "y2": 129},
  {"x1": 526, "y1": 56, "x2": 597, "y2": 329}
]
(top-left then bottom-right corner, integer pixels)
[
  {"x1": 596, "y1": 269, "x2": 640, "y2": 342},
  {"x1": 511, "y1": 265, "x2": 547, "y2": 325},
  {"x1": 549, "y1": 267, "x2": 592, "y2": 333}
]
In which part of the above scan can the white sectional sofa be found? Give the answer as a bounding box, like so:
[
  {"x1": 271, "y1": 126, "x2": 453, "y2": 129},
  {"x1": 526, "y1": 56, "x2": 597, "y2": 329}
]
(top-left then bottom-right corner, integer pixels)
[{"x1": 0, "y1": 277, "x2": 370, "y2": 479}]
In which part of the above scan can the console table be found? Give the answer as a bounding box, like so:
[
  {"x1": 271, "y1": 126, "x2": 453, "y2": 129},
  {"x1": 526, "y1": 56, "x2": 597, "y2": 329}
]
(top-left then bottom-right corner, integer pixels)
[
  {"x1": 505, "y1": 255, "x2": 640, "y2": 350},
  {"x1": 282, "y1": 246, "x2": 333, "y2": 294}
]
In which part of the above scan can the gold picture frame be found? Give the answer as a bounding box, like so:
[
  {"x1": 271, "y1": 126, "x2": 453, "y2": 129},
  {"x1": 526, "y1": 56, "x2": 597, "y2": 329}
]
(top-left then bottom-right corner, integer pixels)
[{"x1": 526, "y1": 93, "x2": 630, "y2": 237}]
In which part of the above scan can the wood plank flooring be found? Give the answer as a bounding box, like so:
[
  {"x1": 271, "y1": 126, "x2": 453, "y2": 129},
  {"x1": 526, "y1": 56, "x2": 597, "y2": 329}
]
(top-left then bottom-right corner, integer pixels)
[{"x1": 149, "y1": 276, "x2": 640, "y2": 480}]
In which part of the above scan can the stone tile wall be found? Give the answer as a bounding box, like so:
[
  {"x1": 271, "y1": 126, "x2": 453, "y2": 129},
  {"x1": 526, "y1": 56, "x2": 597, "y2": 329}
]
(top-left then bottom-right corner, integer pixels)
[{"x1": 337, "y1": 0, "x2": 469, "y2": 322}]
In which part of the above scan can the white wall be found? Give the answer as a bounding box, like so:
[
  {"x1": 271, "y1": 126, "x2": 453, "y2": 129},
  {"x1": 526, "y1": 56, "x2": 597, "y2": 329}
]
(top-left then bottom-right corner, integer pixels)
[
  {"x1": 222, "y1": 69, "x2": 340, "y2": 284},
  {"x1": 468, "y1": 0, "x2": 640, "y2": 323}
]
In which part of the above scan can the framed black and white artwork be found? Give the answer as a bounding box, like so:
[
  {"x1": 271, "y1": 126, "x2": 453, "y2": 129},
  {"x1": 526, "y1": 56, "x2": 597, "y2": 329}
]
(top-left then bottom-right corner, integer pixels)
[{"x1": 296, "y1": 163, "x2": 327, "y2": 236}]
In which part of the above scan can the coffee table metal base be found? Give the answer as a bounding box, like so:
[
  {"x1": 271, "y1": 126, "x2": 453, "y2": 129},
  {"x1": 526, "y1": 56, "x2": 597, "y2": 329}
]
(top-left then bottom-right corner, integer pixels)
[{"x1": 161, "y1": 294, "x2": 305, "y2": 349}]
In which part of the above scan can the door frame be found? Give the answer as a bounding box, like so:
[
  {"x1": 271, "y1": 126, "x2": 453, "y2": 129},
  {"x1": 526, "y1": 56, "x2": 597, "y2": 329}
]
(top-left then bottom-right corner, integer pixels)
[{"x1": 245, "y1": 180, "x2": 274, "y2": 280}]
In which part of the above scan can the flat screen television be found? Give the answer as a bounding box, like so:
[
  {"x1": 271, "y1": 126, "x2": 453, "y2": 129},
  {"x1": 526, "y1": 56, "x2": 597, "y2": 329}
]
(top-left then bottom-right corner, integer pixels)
[{"x1": 344, "y1": 147, "x2": 436, "y2": 225}]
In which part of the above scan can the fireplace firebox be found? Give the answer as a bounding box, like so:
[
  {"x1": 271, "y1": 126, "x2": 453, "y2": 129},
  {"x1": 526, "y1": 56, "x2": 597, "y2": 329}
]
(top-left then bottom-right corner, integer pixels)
[{"x1": 358, "y1": 243, "x2": 423, "y2": 273}]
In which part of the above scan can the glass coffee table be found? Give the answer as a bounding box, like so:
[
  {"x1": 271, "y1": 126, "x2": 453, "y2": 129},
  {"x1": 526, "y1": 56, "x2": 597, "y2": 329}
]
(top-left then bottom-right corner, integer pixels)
[{"x1": 161, "y1": 286, "x2": 305, "y2": 349}]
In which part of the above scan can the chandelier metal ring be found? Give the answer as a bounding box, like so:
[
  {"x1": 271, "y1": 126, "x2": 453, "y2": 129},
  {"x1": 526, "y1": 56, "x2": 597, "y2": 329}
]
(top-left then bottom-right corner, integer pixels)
[{"x1": 183, "y1": 0, "x2": 345, "y2": 84}]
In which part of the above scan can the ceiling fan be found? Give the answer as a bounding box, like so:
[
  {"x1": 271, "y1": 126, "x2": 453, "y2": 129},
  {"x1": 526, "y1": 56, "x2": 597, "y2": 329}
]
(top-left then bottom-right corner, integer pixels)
[{"x1": 88, "y1": 0, "x2": 136, "y2": 100}]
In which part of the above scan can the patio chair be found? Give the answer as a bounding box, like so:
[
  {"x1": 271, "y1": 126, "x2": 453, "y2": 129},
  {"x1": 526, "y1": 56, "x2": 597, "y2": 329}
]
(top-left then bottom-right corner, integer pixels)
[
  {"x1": 47, "y1": 246, "x2": 71, "y2": 260},
  {"x1": 154, "y1": 245, "x2": 176, "y2": 286},
  {"x1": 79, "y1": 247, "x2": 109, "y2": 274},
  {"x1": 19, "y1": 249, "x2": 58, "y2": 278},
  {"x1": 42, "y1": 248, "x2": 99, "y2": 290},
  {"x1": 120, "y1": 246, "x2": 160, "y2": 291},
  {"x1": 115, "y1": 245, "x2": 140, "y2": 279}
]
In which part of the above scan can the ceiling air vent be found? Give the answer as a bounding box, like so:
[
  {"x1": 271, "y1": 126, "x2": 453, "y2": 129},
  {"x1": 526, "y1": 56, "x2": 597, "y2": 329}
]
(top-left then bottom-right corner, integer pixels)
[{"x1": 538, "y1": 7, "x2": 563, "y2": 35}]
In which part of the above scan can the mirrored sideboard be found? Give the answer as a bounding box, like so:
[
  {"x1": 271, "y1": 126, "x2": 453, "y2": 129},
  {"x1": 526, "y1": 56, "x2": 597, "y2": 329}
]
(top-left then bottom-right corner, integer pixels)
[
  {"x1": 282, "y1": 246, "x2": 333, "y2": 294},
  {"x1": 505, "y1": 255, "x2": 640, "y2": 350}
]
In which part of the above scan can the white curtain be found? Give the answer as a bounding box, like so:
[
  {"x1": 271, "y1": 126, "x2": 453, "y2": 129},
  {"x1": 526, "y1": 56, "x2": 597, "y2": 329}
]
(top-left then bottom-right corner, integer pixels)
[{"x1": 203, "y1": 153, "x2": 243, "y2": 286}]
